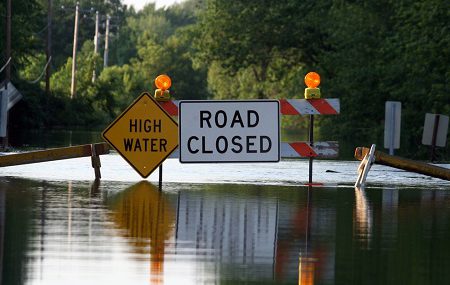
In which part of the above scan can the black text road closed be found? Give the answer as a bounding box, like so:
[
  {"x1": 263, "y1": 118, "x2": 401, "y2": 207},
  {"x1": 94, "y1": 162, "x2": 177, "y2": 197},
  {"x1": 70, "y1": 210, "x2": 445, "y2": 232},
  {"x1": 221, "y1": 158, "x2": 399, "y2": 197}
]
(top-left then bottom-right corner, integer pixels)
[{"x1": 179, "y1": 100, "x2": 280, "y2": 163}]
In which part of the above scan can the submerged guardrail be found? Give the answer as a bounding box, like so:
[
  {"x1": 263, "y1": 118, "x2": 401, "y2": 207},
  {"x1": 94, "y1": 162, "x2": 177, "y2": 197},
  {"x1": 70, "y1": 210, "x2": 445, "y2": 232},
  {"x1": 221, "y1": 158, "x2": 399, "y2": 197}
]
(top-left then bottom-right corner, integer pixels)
[{"x1": 354, "y1": 146, "x2": 450, "y2": 181}]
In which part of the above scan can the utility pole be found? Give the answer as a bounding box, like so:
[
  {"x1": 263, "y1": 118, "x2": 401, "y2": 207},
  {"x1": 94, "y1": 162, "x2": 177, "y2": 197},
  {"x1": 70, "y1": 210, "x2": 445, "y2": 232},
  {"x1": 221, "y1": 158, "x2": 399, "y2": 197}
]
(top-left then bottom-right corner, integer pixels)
[
  {"x1": 46, "y1": 0, "x2": 52, "y2": 95},
  {"x1": 92, "y1": 11, "x2": 99, "y2": 82},
  {"x1": 5, "y1": 0, "x2": 11, "y2": 83},
  {"x1": 70, "y1": 2, "x2": 80, "y2": 99},
  {"x1": 103, "y1": 15, "x2": 110, "y2": 68},
  {"x1": 2, "y1": 0, "x2": 12, "y2": 150}
]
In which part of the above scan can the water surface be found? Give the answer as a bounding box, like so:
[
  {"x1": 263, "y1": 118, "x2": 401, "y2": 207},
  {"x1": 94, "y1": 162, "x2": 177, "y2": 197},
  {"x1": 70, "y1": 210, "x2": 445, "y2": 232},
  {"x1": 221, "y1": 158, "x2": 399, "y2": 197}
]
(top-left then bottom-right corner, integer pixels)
[{"x1": 1, "y1": 177, "x2": 449, "y2": 284}]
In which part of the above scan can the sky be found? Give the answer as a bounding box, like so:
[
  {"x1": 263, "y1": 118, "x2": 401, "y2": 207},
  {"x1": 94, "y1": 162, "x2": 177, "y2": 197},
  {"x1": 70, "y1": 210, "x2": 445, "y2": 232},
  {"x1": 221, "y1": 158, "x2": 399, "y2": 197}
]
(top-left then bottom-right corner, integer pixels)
[{"x1": 122, "y1": 0, "x2": 183, "y2": 10}]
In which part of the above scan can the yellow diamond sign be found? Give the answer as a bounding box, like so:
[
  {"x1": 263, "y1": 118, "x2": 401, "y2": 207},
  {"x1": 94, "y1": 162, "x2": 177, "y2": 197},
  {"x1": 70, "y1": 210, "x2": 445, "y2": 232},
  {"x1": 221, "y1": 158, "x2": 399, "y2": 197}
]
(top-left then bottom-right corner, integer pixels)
[{"x1": 102, "y1": 92, "x2": 178, "y2": 178}]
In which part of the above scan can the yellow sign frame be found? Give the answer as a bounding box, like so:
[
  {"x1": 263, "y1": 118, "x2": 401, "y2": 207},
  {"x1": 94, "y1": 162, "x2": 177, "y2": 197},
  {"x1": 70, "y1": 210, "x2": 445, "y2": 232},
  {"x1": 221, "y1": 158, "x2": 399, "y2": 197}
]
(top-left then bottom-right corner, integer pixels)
[{"x1": 102, "y1": 92, "x2": 178, "y2": 178}]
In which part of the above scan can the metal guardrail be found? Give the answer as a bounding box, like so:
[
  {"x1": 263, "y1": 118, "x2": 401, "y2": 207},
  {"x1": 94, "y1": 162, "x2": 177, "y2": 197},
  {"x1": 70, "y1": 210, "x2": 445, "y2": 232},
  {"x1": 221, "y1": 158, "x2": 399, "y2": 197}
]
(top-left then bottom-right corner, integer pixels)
[{"x1": 354, "y1": 146, "x2": 450, "y2": 181}]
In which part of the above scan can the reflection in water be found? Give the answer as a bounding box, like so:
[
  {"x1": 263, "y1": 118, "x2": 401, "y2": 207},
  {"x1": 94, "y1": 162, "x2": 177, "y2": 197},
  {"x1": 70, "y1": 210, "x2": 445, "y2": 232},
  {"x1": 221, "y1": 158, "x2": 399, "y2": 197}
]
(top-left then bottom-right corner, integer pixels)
[
  {"x1": 298, "y1": 187, "x2": 315, "y2": 285},
  {"x1": 175, "y1": 186, "x2": 279, "y2": 282},
  {"x1": 354, "y1": 186, "x2": 373, "y2": 248},
  {"x1": 382, "y1": 187, "x2": 398, "y2": 248},
  {"x1": 0, "y1": 187, "x2": 4, "y2": 284},
  {"x1": 299, "y1": 258, "x2": 315, "y2": 285},
  {"x1": 0, "y1": 178, "x2": 34, "y2": 285},
  {"x1": 1, "y1": 178, "x2": 450, "y2": 284},
  {"x1": 108, "y1": 181, "x2": 175, "y2": 284},
  {"x1": 68, "y1": 181, "x2": 72, "y2": 244}
]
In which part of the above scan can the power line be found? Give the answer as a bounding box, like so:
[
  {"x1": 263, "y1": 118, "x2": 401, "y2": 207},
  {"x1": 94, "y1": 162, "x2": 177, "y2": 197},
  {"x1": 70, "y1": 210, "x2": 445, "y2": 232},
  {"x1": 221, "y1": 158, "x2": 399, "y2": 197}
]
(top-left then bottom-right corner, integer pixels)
[
  {"x1": 34, "y1": 23, "x2": 50, "y2": 36},
  {"x1": 0, "y1": 58, "x2": 12, "y2": 74},
  {"x1": 25, "y1": 56, "x2": 52, "y2": 84}
]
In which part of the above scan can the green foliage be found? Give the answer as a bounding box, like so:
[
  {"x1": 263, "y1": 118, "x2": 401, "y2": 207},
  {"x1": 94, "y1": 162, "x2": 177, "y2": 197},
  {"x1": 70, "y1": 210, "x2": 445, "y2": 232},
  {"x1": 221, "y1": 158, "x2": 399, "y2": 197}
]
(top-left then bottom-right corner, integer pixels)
[
  {"x1": 195, "y1": 0, "x2": 330, "y2": 98},
  {"x1": 117, "y1": 2, "x2": 209, "y2": 101},
  {"x1": 195, "y1": 0, "x2": 449, "y2": 159},
  {"x1": 5, "y1": 0, "x2": 450, "y2": 159},
  {"x1": 0, "y1": 0, "x2": 45, "y2": 82},
  {"x1": 51, "y1": 41, "x2": 101, "y2": 97},
  {"x1": 317, "y1": 0, "x2": 450, "y2": 159}
]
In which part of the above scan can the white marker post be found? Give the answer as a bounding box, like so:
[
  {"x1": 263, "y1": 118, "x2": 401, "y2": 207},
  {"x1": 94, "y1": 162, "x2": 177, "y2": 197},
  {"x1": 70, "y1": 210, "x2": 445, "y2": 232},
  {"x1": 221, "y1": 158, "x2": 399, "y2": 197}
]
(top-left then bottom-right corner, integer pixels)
[
  {"x1": 355, "y1": 144, "x2": 376, "y2": 188},
  {"x1": 384, "y1": 101, "x2": 401, "y2": 155}
]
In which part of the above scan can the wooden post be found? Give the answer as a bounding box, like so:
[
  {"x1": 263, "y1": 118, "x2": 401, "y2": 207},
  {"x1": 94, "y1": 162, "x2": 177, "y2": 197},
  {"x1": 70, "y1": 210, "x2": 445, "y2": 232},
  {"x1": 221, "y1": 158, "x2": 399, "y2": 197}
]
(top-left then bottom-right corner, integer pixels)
[
  {"x1": 5, "y1": 0, "x2": 11, "y2": 83},
  {"x1": 354, "y1": 147, "x2": 450, "y2": 181},
  {"x1": 92, "y1": 11, "x2": 99, "y2": 82},
  {"x1": 2, "y1": 0, "x2": 12, "y2": 150},
  {"x1": 103, "y1": 15, "x2": 110, "y2": 68},
  {"x1": 90, "y1": 178, "x2": 100, "y2": 196},
  {"x1": 70, "y1": 2, "x2": 79, "y2": 98},
  {"x1": 46, "y1": 0, "x2": 52, "y2": 95},
  {"x1": 91, "y1": 143, "x2": 102, "y2": 180}
]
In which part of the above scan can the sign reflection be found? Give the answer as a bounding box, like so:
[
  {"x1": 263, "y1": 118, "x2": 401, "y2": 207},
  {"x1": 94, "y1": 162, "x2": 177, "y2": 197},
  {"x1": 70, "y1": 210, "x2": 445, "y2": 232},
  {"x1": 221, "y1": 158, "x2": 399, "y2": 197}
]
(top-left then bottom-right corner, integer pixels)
[
  {"x1": 108, "y1": 181, "x2": 175, "y2": 284},
  {"x1": 354, "y1": 186, "x2": 373, "y2": 248}
]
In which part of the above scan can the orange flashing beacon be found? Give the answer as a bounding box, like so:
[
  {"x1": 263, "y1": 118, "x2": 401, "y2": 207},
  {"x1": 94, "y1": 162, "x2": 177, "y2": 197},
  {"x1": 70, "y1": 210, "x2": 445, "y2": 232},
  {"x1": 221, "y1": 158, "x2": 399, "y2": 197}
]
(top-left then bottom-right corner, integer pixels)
[
  {"x1": 304, "y1": 72, "x2": 321, "y2": 99},
  {"x1": 154, "y1": 74, "x2": 172, "y2": 101}
]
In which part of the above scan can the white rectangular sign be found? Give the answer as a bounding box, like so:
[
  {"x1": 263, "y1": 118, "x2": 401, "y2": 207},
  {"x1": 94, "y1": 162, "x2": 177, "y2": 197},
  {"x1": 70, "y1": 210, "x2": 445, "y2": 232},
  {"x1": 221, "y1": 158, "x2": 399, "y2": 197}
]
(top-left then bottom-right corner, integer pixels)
[
  {"x1": 384, "y1": 101, "x2": 401, "y2": 151},
  {"x1": 422, "y1": 113, "x2": 449, "y2": 147},
  {"x1": 179, "y1": 100, "x2": 280, "y2": 163}
]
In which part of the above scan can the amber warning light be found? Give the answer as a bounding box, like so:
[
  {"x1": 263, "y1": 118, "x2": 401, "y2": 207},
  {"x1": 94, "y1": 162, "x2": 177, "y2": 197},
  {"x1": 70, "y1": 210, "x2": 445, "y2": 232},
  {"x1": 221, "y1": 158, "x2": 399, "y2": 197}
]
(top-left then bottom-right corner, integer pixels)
[
  {"x1": 304, "y1": 72, "x2": 321, "y2": 99},
  {"x1": 154, "y1": 74, "x2": 172, "y2": 101}
]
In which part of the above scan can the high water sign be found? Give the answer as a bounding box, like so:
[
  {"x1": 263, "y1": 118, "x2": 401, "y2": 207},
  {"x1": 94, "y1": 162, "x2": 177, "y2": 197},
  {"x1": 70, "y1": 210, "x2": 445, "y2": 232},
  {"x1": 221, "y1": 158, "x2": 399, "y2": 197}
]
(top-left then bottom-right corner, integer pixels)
[
  {"x1": 179, "y1": 100, "x2": 280, "y2": 163},
  {"x1": 102, "y1": 92, "x2": 178, "y2": 178}
]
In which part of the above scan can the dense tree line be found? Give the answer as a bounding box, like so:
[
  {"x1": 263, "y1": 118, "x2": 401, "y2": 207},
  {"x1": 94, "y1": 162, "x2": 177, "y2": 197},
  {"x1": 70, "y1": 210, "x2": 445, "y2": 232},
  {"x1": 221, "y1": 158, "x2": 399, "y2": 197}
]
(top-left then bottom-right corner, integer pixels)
[{"x1": 1, "y1": 0, "x2": 449, "y2": 159}]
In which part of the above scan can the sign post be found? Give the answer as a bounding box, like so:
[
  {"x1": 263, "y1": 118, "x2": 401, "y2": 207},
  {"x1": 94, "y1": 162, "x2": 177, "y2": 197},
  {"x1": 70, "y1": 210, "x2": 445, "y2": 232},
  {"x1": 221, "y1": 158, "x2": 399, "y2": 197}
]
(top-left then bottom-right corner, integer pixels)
[
  {"x1": 179, "y1": 100, "x2": 280, "y2": 163},
  {"x1": 384, "y1": 101, "x2": 401, "y2": 155},
  {"x1": 0, "y1": 90, "x2": 7, "y2": 138},
  {"x1": 0, "y1": 82, "x2": 23, "y2": 150},
  {"x1": 102, "y1": 92, "x2": 178, "y2": 178},
  {"x1": 304, "y1": 72, "x2": 322, "y2": 185}
]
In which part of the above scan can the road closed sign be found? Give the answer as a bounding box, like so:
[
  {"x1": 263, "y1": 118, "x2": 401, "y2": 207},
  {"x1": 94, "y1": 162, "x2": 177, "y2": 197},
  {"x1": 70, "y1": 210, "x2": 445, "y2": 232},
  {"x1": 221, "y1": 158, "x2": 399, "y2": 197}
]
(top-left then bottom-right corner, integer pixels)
[{"x1": 179, "y1": 100, "x2": 280, "y2": 163}]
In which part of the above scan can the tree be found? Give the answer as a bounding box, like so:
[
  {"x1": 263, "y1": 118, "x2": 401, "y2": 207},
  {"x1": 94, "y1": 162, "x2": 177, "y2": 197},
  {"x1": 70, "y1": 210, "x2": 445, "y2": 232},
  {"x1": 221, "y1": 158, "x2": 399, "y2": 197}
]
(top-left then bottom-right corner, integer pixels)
[
  {"x1": 0, "y1": 0, "x2": 45, "y2": 83},
  {"x1": 317, "y1": 0, "x2": 450, "y2": 158},
  {"x1": 118, "y1": 1, "x2": 208, "y2": 101},
  {"x1": 195, "y1": 0, "x2": 330, "y2": 99}
]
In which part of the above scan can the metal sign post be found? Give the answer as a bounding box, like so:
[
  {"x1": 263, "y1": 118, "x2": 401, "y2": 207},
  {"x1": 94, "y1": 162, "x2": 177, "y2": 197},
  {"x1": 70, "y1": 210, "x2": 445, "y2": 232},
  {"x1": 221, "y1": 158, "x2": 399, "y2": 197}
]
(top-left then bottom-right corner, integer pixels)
[{"x1": 308, "y1": 114, "x2": 314, "y2": 184}]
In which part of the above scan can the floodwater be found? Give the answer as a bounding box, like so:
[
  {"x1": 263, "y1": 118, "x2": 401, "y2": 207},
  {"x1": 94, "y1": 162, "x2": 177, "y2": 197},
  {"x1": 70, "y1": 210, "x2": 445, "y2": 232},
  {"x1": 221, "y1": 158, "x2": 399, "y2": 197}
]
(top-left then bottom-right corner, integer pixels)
[
  {"x1": 1, "y1": 154, "x2": 449, "y2": 284},
  {"x1": 1, "y1": 129, "x2": 450, "y2": 284}
]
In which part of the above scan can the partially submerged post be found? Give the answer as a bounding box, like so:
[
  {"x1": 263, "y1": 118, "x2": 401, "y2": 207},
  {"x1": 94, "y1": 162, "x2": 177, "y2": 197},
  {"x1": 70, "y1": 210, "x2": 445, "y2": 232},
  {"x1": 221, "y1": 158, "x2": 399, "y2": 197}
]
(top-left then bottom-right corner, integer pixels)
[
  {"x1": 91, "y1": 143, "x2": 102, "y2": 180},
  {"x1": 0, "y1": 143, "x2": 110, "y2": 179},
  {"x1": 355, "y1": 144, "x2": 376, "y2": 188},
  {"x1": 354, "y1": 146, "x2": 450, "y2": 181}
]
